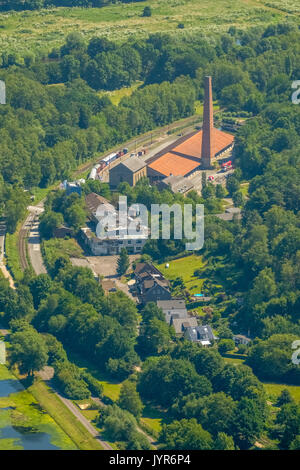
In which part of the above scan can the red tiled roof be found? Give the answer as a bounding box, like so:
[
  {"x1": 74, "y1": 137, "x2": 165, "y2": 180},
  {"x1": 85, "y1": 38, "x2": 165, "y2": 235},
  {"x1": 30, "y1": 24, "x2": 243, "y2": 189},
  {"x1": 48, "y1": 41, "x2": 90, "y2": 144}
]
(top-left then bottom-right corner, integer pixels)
[
  {"x1": 148, "y1": 128, "x2": 234, "y2": 178},
  {"x1": 148, "y1": 152, "x2": 200, "y2": 177},
  {"x1": 173, "y1": 128, "x2": 234, "y2": 160}
]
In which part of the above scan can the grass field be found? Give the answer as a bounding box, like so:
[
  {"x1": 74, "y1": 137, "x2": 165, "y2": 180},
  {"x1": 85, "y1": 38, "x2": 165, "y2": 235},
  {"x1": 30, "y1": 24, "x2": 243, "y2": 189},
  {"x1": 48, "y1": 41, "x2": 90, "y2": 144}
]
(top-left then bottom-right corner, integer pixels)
[
  {"x1": 101, "y1": 81, "x2": 143, "y2": 106},
  {"x1": 156, "y1": 254, "x2": 206, "y2": 295},
  {"x1": 0, "y1": 0, "x2": 298, "y2": 55},
  {"x1": 263, "y1": 382, "x2": 300, "y2": 404}
]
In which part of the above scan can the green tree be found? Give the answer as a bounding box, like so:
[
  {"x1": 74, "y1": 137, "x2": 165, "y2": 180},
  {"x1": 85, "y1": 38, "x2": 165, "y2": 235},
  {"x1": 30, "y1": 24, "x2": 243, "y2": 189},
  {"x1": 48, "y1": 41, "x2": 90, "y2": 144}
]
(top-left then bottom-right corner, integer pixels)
[
  {"x1": 160, "y1": 419, "x2": 213, "y2": 450},
  {"x1": 218, "y1": 339, "x2": 235, "y2": 354},
  {"x1": 276, "y1": 402, "x2": 300, "y2": 449},
  {"x1": 214, "y1": 432, "x2": 235, "y2": 450},
  {"x1": 276, "y1": 389, "x2": 294, "y2": 407},
  {"x1": 117, "y1": 248, "x2": 130, "y2": 276},
  {"x1": 142, "y1": 6, "x2": 152, "y2": 17},
  {"x1": 118, "y1": 380, "x2": 144, "y2": 417},
  {"x1": 10, "y1": 327, "x2": 48, "y2": 377}
]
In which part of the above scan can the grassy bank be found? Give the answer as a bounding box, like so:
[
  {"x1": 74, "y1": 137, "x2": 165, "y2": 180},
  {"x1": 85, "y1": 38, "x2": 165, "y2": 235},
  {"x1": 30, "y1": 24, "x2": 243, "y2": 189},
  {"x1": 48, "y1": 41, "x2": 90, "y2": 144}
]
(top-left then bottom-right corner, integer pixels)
[
  {"x1": 5, "y1": 224, "x2": 23, "y2": 282},
  {"x1": 263, "y1": 382, "x2": 300, "y2": 404},
  {"x1": 28, "y1": 379, "x2": 104, "y2": 450}
]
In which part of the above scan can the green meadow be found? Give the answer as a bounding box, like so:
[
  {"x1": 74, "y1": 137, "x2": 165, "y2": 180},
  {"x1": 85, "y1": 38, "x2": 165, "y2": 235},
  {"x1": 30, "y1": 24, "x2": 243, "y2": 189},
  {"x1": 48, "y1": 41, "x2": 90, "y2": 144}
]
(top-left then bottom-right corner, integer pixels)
[
  {"x1": 156, "y1": 254, "x2": 206, "y2": 295},
  {"x1": 0, "y1": 0, "x2": 298, "y2": 55}
]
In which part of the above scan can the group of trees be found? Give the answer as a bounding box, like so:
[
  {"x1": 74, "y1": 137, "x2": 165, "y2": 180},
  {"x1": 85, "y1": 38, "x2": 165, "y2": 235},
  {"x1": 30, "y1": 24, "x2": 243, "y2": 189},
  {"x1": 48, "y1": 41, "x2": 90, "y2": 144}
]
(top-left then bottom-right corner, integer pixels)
[
  {"x1": 2, "y1": 21, "x2": 299, "y2": 232},
  {"x1": 8, "y1": 317, "x2": 104, "y2": 399},
  {"x1": 40, "y1": 190, "x2": 87, "y2": 238},
  {"x1": 96, "y1": 403, "x2": 151, "y2": 450},
  {"x1": 137, "y1": 344, "x2": 269, "y2": 449}
]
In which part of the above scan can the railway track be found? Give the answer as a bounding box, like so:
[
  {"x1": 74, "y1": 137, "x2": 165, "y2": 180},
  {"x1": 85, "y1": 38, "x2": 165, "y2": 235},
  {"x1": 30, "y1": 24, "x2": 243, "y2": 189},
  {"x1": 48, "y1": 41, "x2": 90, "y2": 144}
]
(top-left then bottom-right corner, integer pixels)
[
  {"x1": 18, "y1": 214, "x2": 31, "y2": 271},
  {"x1": 73, "y1": 113, "x2": 204, "y2": 178}
]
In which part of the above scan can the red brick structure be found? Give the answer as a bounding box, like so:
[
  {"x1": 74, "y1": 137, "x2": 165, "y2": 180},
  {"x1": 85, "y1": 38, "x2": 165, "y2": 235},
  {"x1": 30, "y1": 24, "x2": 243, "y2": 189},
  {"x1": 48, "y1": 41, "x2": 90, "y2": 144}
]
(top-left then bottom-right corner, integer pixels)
[
  {"x1": 147, "y1": 76, "x2": 234, "y2": 181},
  {"x1": 201, "y1": 75, "x2": 214, "y2": 169}
]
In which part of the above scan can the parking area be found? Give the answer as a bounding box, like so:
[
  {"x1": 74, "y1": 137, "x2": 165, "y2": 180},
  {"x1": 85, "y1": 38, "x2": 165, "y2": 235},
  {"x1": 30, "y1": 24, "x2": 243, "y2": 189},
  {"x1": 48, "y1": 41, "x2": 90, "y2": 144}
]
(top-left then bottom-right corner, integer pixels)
[{"x1": 85, "y1": 255, "x2": 139, "y2": 279}]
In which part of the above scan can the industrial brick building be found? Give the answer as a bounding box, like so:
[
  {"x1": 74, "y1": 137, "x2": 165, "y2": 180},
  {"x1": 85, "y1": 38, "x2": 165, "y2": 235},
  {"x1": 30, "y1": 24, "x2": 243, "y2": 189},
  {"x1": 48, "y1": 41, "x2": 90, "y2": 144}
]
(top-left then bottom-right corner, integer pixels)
[
  {"x1": 109, "y1": 157, "x2": 147, "y2": 188},
  {"x1": 147, "y1": 76, "x2": 234, "y2": 183}
]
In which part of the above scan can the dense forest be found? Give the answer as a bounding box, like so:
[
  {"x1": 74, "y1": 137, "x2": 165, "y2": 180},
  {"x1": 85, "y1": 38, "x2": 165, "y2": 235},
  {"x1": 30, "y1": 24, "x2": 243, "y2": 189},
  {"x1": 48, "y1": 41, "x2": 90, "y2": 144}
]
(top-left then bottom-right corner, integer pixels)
[
  {"x1": 0, "y1": 0, "x2": 140, "y2": 12},
  {"x1": 0, "y1": 18, "x2": 300, "y2": 450}
]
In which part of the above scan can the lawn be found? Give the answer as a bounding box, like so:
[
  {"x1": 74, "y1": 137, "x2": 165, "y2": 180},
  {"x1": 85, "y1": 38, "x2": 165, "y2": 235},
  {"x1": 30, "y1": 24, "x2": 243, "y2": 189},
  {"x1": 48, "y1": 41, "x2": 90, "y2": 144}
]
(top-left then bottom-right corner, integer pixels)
[
  {"x1": 240, "y1": 182, "x2": 249, "y2": 198},
  {"x1": 0, "y1": 0, "x2": 296, "y2": 55},
  {"x1": 156, "y1": 254, "x2": 206, "y2": 295},
  {"x1": 0, "y1": 364, "x2": 78, "y2": 450},
  {"x1": 223, "y1": 356, "x2": 246, "y2": 365},
  {"x1": 100, "y1": 81, "x2": 143, "y2": 106},
  {"x1": 195, "y1": 100, "x2": 219, "y2": 116},
  {"x1": 263, "y1": 382, "x2": 300, "y2": 405},
  {"x1": 67, "y1": 350, "x2": 123, "y2": 402}
]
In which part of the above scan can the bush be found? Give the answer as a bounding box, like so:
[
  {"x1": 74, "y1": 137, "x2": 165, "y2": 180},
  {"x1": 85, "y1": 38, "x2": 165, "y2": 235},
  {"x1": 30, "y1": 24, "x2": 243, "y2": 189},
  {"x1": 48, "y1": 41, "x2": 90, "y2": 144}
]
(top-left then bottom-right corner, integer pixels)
[
  {"x1": 97, "y1": 405, "x2": 137, "y2": 441},
  {"x1": 218, "y1": 339, "x2": 235, "y2": 354},
  {"x1": 142, "y1": 6, "x2": 152, "y2": 17},
  {"x1": 237, "y1": 343, "x2": 248, "y2": 354},
  {"x1": 54, "y1": 361, "x2": 91, "y2": 400},
  {"x1": 81, "y1": 371, "x2": 104, "y2": 398}
]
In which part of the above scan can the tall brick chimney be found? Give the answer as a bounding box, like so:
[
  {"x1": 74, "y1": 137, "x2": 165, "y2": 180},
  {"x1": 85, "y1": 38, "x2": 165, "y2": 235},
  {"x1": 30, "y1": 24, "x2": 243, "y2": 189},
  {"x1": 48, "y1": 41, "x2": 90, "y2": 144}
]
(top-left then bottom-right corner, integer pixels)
[{"x1": 201, "y1": 76, "x2": 214, "y2": 169}]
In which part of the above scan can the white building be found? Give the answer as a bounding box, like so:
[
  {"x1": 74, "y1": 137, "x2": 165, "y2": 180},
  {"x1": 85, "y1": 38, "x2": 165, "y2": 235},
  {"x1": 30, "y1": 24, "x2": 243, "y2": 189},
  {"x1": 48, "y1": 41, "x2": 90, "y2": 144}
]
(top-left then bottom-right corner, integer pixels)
[{"x1": 81, "y1": 193, "x2": 148, "y2": 255}]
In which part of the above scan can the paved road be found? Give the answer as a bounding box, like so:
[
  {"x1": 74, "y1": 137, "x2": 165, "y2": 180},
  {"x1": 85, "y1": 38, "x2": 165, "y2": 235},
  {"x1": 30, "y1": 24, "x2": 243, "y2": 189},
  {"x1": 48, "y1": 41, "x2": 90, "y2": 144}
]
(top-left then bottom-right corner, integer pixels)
[
  {"x1": 34, "y1": 365, "x2": 113, "y2": 450},
  {"x1": 55, "y1": 391, "x2": 113, "y2": 451}
]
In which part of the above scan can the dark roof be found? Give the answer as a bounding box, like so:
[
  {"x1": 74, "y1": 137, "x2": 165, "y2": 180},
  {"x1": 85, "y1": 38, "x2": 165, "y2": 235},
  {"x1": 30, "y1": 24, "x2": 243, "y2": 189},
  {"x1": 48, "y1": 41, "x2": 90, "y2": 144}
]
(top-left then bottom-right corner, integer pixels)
[
  {"x1": 121, "y1": 157, "x2": 146, "y2": 173},
  {"x1": 135, "y1": 262, "x2": 163, "y2": 277},
  {"x1": 157, "y1": 299, "x2": 186, "y2": 310},
  {"x1": 171, "y1": 317, "x2": 198, "y2": 334},
  {"x1": 85, "y1": 193, "x2": 113, "y2": 216},
  {"x1": 184, "y1": 325, "x2": 215, "y2": 343}
]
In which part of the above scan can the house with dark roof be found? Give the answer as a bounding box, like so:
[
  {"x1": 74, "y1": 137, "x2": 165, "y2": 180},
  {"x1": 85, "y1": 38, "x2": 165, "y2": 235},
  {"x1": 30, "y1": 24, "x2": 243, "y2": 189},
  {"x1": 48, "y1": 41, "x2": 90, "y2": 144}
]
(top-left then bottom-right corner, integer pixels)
[
  {"x1": 184, "y1": 325, "x2": 216, "y2": 346},
  {"x1": 134, "y1": 263, "x2": 171, "y2": 304},
  {"x1": 157, "y1": 299, "x2": 188, "y2": 324},
  {"x1": 109, "y1": 157, "x2": 147, "y2": 188},
  {"x1": 85, "y1": 192, "x2": 115, "y2": 224},
  {"x1": 171, "y1": 316, "x2": 198, "y2": 335},
  {"x1": 233, "y1": 334, "x2": 251, "y2": 346}
]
